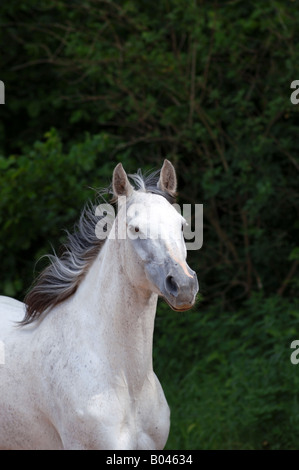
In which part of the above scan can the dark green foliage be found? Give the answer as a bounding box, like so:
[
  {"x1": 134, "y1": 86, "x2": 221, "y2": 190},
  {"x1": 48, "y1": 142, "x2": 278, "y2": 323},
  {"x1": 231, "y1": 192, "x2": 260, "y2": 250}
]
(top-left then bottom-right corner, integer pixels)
[
  {"x1": 0, "y1": 129, "x2": 120, "y2": 296},
  {"x1": 0, "y1": 0, "x2": 298, "y2": 449},
  {"x1": 1, "y1": 0, "x2": 298, "y2": 303},
  {"x1": 155, "y1": 294, "x2": 299, "y2": 449}
]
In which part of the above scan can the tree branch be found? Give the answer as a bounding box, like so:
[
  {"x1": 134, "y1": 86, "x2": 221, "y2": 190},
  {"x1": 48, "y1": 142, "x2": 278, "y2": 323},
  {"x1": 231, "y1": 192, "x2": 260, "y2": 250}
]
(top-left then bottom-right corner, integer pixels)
[{"x1": 277, "y1": 259, "x2": 299, "y2": 296}]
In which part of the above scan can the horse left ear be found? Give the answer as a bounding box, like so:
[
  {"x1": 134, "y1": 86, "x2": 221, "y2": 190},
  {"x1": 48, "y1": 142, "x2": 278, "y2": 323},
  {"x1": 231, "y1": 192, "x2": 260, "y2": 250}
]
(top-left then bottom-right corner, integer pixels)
[
  {"x1": 158, "y1": 159, "x2": 177, "y2": 196},
  {"x1": 112, "y1": 163, "x2": 134, "y2": 198}
]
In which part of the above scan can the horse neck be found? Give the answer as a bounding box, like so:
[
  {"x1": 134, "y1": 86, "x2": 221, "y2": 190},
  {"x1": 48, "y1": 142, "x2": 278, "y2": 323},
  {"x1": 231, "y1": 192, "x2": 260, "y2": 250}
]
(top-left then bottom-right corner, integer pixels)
[{"x1": 73, "y1": 237, "x2": 158, "y2": 389}]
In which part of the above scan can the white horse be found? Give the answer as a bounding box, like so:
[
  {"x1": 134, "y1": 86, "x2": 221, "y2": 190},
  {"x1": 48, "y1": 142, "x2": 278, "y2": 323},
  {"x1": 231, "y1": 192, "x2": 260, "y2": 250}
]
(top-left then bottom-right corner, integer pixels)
[{"x1": 0, "y1": 160, "x2": 198, "y2": 450}]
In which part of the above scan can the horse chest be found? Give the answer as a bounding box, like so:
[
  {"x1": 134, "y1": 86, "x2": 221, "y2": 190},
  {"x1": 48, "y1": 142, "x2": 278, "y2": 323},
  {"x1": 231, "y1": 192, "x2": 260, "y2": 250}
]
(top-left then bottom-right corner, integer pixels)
[
  {"x1": 65, "y1": 374, "x2": 170, "y2": 450},
  {"x1": 105, "y1": 380, "x2": 171, "y2": 450}
]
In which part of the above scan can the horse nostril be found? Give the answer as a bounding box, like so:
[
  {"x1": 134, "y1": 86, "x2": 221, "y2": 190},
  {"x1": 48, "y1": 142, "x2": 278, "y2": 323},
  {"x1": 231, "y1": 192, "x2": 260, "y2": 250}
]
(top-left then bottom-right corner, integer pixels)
[{"x1": 165, "y1": 275, "x2": 179, "y2": 297}]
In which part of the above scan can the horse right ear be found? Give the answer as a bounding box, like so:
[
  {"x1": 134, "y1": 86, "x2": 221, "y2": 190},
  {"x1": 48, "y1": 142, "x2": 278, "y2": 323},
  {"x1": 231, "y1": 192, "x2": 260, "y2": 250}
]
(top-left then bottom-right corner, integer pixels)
[{"x1": 112, "y1": 163, "x2": 134, "y2": 198}]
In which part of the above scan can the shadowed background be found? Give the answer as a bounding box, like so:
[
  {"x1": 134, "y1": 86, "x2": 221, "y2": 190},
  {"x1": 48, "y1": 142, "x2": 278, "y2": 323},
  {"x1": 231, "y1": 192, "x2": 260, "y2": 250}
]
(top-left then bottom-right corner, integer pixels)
[{"x1": 0, "y1": 0, "x2": 299, "y2": 449}]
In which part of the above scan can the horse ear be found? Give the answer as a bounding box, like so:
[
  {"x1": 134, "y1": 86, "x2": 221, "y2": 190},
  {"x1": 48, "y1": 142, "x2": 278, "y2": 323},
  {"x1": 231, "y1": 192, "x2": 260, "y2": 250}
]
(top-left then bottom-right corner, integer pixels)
[
  {"x1": 158, "y1": 159, "x2": 177, "y2": 195},
  {"x1": 112, "y1": 163, "x2": 134, "y2": 198}
]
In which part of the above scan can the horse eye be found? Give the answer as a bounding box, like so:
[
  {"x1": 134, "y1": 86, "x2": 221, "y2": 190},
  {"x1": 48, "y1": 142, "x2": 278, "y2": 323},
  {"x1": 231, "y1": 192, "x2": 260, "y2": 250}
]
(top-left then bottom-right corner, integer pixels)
[
  {"x1": 181, "y1": 224, "x2": 184, "y2": 232},
  {"x1": 135, "y1": 227, "x2": 140, "y2": 233}
]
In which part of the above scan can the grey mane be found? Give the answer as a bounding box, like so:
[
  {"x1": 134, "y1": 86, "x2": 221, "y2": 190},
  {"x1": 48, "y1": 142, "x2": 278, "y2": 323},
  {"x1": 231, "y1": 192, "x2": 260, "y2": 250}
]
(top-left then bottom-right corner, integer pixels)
[
  {"x1": 129, "y1": 169, "x2": 176, "y2": 204},
  {"x1": 22, "y1": 168, "x2": 176, "y2": 325}
]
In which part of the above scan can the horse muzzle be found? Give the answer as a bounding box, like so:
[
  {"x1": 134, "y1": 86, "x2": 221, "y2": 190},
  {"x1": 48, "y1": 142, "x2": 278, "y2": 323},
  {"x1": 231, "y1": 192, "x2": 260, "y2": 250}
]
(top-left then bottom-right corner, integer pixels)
[
  {"x1": 145, "y1": 260, "x2": 199, "y2": 311},
  {"x1": 162, "y1": 266, "x2": 199, "y2": 311}
]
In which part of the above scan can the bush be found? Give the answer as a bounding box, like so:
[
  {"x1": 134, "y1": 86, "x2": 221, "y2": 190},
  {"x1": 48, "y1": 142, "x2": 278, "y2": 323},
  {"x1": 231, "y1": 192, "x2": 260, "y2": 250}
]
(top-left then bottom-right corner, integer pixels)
[
  {"x1": 0, "y1": 128, "x2": 131, "y2": 297},
  {"x1": 154, "y1": 294, "x2": 299, "y2": 449}
]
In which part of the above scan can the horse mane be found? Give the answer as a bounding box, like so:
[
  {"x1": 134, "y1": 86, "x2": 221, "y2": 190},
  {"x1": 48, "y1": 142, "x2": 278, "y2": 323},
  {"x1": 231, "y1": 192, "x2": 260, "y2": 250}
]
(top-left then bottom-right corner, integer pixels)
[{"x1": 21, "y1": 168, "x2": 176, "y2": 325}]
